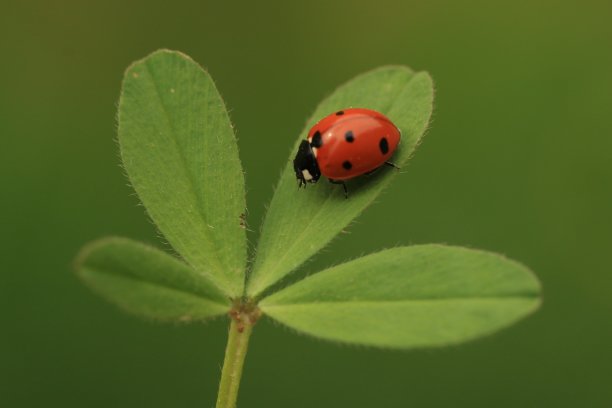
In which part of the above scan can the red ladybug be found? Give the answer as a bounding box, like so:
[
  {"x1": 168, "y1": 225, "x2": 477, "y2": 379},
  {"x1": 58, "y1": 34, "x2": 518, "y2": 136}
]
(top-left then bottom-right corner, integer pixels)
[{"x1": 293, "y1": 108, "x2": 400, "y2": 197}]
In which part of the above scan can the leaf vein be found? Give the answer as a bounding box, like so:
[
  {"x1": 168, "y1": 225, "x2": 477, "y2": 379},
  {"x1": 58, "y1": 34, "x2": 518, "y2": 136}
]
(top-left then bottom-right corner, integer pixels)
[
  {"x1": 83, "y1": 265, "x2": 230, "y2": 308},
  {"x1": 262, "y1": 296, "x2": 539, "y2": 309},
  {"x1": 142, "y1": 61, "x2": 226, "y2": 277}
]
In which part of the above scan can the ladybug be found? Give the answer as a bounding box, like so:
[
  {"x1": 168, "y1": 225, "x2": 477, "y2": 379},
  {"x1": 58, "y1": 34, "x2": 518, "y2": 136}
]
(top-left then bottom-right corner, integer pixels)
[{"x1": 293, "y1": 108, "x2": 401, "y2": 197}]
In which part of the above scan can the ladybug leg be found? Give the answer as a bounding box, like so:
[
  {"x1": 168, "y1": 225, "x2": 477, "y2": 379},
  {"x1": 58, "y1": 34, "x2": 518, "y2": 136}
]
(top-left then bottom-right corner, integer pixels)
[
  {"x1": 364, "y1": 162, "x2": 398, "y2": 177},
  {"x1": 328, "y1": 179, "x2": 349, "y2": 199},
  {"x1": 384, "y1": 161, "x2": 400, "y2": 170},
  {"x1": 297, "y1": 178, "x2": 308, "y2": 189}
]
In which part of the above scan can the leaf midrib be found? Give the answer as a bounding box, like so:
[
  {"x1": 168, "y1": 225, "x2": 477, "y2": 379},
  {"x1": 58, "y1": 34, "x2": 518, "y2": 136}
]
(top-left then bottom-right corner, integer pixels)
[
  {"x1": 83, "y1": 264, "x2": 230, "y2": 307},
  {"x1": 261, "y1": 295, "x2": 539, "y2": 309},
  {"x1": 141, "y1": 60, "x2": 227, "y2": 281}
]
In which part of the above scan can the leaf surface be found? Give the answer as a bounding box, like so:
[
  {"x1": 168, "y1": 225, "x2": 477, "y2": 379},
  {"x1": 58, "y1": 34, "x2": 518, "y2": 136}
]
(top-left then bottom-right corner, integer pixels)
[
  {"x1": 260, "y1": 245, "x2": 541, "y2": 348},
  {"x1": 75, "y1": 237, "x2": 230, "y2": 321},
  {"x1": 247, "y1": 66, "x2": 434, "y2": 296},
  {"x1": 119, "y1": 50, "x2": 246, "y2": 296}
]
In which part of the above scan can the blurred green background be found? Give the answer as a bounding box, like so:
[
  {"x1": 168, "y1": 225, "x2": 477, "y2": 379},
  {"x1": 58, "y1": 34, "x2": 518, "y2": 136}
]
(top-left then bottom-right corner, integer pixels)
[{"x1": 2, "y1": 0, "x2": 611, "y2": 406}]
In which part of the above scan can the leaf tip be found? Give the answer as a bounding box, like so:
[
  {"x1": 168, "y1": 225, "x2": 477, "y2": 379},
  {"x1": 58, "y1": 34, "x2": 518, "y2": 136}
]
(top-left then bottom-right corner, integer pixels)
[
  {"x1": 122, "y1": 49, "x2": 197, "y2": 82},
  {"x1": 73, "y1": 236, "x2": 123, "y2": 275}
]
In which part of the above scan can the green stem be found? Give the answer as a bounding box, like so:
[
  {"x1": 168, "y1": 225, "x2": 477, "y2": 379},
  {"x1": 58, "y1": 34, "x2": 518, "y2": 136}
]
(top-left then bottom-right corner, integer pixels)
[{"x1": 215, "y1": 312, "x2": 254, "y2": 408}]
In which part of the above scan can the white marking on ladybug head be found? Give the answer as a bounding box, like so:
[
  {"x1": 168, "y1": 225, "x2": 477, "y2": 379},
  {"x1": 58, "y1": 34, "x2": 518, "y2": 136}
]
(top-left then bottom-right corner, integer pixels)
[
  {"x1": 301, "y1": 169, "x2": 313, "y2": 181},
  {"x1": 312, "y1": 147, "x2": 318, "y2": 158}
]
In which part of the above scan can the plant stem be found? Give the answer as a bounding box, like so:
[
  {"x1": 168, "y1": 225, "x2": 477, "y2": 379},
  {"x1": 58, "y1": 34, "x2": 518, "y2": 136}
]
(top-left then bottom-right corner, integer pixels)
[{"x1": 215, "y1": 310, "x2": 255, "y2": 408}]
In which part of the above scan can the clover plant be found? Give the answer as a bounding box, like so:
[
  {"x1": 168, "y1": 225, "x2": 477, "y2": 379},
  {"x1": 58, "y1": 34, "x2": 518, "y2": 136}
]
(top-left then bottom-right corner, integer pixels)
[{"x1": 75, "y1": 50, "x2": 541, "y2": 408}]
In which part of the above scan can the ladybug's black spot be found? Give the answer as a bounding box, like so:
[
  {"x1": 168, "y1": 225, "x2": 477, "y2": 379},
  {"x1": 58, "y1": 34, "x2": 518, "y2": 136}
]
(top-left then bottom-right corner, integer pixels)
[
  {"x1": 336, "y1": 110, "x2": 345, "y2": 116},
  {"x1": 345, "y1": 130, "x2": 354, "y2": 142},
  {"x1": 342, "y1": 161, "x2": 352, "y2": 170},
  {"x1": 379, "y1": 137, "x2": 389, "y2": 154},
  {"x1": 311, "y1": 131, "x2": 322, "y2": 148}
]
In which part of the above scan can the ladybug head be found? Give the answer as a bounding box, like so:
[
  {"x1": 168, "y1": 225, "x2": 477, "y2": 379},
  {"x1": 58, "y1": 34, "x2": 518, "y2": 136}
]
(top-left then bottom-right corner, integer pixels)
[{"x1": 293, "y1": 139, "x2": 321, "y2": 187}]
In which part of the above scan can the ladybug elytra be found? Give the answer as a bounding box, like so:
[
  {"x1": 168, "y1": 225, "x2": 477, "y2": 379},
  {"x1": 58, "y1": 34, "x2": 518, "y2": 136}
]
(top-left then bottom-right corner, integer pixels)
[{"x1": 293, "y1": 108, "x2": 401, "y2": 197}]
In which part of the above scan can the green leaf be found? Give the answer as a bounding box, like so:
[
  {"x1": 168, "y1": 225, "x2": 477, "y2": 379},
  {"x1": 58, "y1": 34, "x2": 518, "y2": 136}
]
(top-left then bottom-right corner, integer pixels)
[
  {"x1": 260, "y1": 245, "x2": 541, "y2": 348},
  {"x1": 247, "y1": 66, "x2": 434, "y2": 297},
  {"x1": 118, "y1": 50, "x2": 246, "y2": 297},
  {"x1": 75, "y1": 237, "x2": 230, "y2": 321}
]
